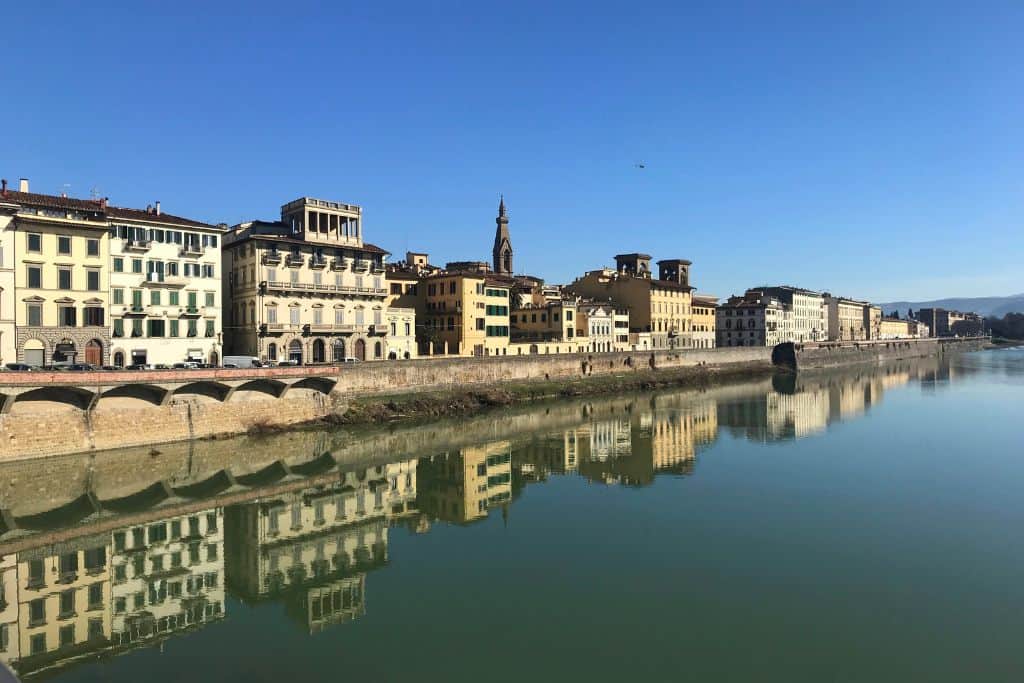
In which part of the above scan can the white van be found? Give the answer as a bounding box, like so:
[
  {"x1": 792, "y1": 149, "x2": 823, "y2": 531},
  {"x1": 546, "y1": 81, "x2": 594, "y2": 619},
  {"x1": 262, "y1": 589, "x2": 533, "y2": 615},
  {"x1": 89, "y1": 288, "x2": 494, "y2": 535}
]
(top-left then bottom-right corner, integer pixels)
[{"x1": 222, "y1": 355, "x2": 264, "y2": 369}]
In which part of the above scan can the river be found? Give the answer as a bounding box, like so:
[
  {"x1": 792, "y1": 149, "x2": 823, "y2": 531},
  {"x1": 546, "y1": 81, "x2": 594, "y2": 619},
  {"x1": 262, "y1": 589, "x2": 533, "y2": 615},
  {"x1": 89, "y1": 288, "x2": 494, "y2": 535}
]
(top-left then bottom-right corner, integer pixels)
[{"x1": 0, "y1": 348, "x2": 1021, "y2": 682}]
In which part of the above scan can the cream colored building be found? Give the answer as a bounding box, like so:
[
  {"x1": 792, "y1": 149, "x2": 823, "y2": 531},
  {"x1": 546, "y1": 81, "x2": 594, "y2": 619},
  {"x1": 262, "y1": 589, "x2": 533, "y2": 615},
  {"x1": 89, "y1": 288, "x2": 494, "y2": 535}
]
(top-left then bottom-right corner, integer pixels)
[
  {"x1": 419, "y1": 272, "x2": 511, "y2": 356},
  {"x1": 6, "y1": 183, "x2": 111, "y2": 366},
  {"x1": 690, "y1": 294, "x2": 717, "y2": 349},
  {"x1": 567, "y1": 254, "x2": 695, "y2": 350},
  {"x1": 108, "y1": 205, "x2": 224, "y2": 366},
  {"x1": 0, "y1": 194, "x2": 18, "y2": 364},
  {"x1": 825, "y1": 294, "x2": 868, "y2": 341},
  {"x1": 511, "y1": 299, "x2": 578, "y2": 347},
  {"x1": 223, "y1": 197, "x2": 393, "y2": 363},
  {"x1": 753, "y1": 286, "x2": 826, "y2": 342},
  {"x1": 0, "y1": 554, "x2": 19, "y2": 666},
  {"x1": 863, "y1": 304, "x2": 882, "y2": 340}
]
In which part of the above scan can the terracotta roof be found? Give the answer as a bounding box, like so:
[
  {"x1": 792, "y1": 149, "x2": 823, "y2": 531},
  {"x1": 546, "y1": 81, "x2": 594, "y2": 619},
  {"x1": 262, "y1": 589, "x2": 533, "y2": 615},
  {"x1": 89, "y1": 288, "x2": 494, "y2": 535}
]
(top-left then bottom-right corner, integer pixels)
[
  {"x1": 2, "y1": 190, "x2": 106, "y2": 213},
  {"x1": 107, "y1": 205, "x2": 218, "y2": 230}
]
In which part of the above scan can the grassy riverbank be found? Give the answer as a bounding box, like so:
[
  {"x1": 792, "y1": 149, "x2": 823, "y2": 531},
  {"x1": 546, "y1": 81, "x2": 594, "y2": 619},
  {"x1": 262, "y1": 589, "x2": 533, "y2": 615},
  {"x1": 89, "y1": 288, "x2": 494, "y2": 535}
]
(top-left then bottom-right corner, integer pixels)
[{"x1": 325, "y1": 362, "x2": 776, "y2": 426}]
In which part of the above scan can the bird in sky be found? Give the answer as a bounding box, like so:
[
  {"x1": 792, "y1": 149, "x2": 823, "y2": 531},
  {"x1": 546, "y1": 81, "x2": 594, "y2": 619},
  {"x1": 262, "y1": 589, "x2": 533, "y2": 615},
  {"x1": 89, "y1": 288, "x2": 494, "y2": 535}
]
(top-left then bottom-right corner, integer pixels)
[{"x1": 634, "y1": 162, "x2": 646, "y2": 169}]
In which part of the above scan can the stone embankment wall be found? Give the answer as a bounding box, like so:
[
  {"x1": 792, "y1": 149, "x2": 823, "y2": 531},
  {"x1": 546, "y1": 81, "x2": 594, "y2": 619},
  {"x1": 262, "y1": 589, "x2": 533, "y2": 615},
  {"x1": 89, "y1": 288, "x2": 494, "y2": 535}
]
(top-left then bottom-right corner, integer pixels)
[
  {"x1": 0, "y1": 347, "x2": 770, "y2": 461},
  {"x1": 789, "y1": 337, "x2": 987, "y2": 370}
]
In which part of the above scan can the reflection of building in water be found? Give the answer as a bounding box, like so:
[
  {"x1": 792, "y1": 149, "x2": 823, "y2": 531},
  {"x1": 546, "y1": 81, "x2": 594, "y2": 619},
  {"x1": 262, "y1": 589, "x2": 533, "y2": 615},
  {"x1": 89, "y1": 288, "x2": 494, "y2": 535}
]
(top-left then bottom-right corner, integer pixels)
[
  {"x1": 6, "y1": 533, "x2": 110, "y2": 677},
  {"x1": 1, "y1": 554, "x2": 21, "y2": 664},
  {"x1": 109, "y1": 509, "x2": 225, "y2": 649},
  {"x1": 418, "y1": 442, "x2": 512, "y2": 523},
  {"x1": 224, "y1": 460, "x2": 417, "y2": 634},
  {"x1": 578, "y1": 399, "x2": 717, "y2": 486},
  {"x1": 765, "y1": 388, "x2": 830, "y2": 440}
]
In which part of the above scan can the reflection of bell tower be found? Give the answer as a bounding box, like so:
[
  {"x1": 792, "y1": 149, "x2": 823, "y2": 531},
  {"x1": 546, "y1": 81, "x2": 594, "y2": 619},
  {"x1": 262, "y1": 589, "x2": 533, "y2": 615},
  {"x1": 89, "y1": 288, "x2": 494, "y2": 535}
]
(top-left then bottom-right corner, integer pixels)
[{"x1": 492, "y1": 196, "x2": 513, "y2": 275}]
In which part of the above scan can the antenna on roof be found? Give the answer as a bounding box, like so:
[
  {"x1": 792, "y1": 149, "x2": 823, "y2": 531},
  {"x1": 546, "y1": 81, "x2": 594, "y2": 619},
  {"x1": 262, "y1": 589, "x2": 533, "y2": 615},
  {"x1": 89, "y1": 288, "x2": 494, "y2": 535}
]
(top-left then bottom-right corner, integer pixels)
[
  {"x1": 89, "y1": 186, "x2": 103, "y2": 200},
  {"x1": 60, "y1": 183, "x2": 71, "y2": 198}
]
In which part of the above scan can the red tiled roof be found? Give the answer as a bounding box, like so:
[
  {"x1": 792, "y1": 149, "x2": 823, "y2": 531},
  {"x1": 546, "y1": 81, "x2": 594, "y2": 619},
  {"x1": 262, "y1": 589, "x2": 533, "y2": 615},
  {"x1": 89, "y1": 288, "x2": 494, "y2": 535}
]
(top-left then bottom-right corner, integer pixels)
[
  {"x1": 2, "y1": 190, "x2": 106, "y2": 212},
  {"x1": 107, "y1": 205, "x2": 217, "y2": 229}
]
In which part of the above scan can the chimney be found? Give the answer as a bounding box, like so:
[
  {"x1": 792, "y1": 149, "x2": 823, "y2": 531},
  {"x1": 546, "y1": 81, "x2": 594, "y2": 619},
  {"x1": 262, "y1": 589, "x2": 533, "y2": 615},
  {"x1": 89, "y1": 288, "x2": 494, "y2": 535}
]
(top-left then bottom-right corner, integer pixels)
[
  {"x1": 18, "y1": 178, "x2": 29, "y2": 193},
  {"x1": 155, "y1": 200, "x2": 161, "y2": 216},
  {"x1": 100, "y1": 197, "x2": 108, "y2": 210},
  {"x1": 1, "y1": 179, "x2": 6, "y2": 197}
]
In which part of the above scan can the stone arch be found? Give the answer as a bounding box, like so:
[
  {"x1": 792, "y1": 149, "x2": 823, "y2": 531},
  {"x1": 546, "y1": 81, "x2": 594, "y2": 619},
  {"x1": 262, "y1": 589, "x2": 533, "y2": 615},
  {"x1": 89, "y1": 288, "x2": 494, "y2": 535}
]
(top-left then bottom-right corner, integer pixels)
[
  {"x1": 173, "y1": 381, "x2": 231, "y2": 402},
  {"x1": 98, "y1": 383, "x2": 169, "y2": 407},
  {"x1": 85, "y1": 338, "x2": 103, "y2": 366},
  {"x1": 112, "y1": 349, "x2": 126, "y2": 368},
  {"x1": 288, "y1": 339, "x2": 303, "y2": 363},
  {"x1": 12, "y1": 385, "x2": 96, "y2": 411},
  {"x1": 373, "y1": 340, "x2": 382, "y2": 359},
  {"x1": 312, "y1": 338, "x2": 326, "y2": 363},
  {"x1": 231, "y1": 378, "x2": 287, "y2": 400},
  {"x1": 332, "y1": 338, "x2": 346, "y2": 362},
  {"x1": 22, "y1": 338, "x2": 46, "y2": 367},
  {"x1": 291, "y1": 376, "x2": 337, "y2": 395},
  {"x1": 354, "y1": 338, "x2": 366, "y2": 361}
]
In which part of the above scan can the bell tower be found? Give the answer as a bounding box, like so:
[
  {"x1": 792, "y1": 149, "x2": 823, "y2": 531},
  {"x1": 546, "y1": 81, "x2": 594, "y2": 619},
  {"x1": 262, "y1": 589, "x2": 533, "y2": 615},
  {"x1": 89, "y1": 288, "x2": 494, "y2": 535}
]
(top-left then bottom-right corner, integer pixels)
[{"x1": 492, "y1": 195, "x2": 513, "y2": 275}]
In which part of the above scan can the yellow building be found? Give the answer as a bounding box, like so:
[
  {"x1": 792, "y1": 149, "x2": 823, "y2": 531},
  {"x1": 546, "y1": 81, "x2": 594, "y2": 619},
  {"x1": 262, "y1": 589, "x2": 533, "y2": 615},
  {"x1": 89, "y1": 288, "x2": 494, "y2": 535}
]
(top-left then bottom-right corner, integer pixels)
[
  {"x1": 14, "y1": 534, "x2": 111, "y2": 675},
  {"x1": 690, "y1": 294, "x2": 717, "y2": 349},
  {"x1": 511, "y1": 299, "x2": 578, "y2": 346},
  {"x1": 825, "y1": 294, "x2": 868, "y2": 341},
  {"x1": 419, "y1": 272, "x2": 511, "y2": 356},
  {"x1": 7, "y1": 183, "x2": 111, "y2": 366},
  {"x1": 878, "y1": 317, "x2": 917, "y2": 339},
  {"x1": 567, "y1": 254, "x2": 695, "y2": 350},
  {"x1": 0, "y1": 193, "x2": 18, "y2": 364},
  {"x1": 223, "y1": 196, "x2": 393, "y2": 363}
]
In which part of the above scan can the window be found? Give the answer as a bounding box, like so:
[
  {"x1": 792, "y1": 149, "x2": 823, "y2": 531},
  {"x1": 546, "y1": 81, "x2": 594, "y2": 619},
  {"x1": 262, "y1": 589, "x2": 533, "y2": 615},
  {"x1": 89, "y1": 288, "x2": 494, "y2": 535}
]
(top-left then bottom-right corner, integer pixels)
[
  {"x1": 30, "y1": 633, "x2": 46, "y2": 655},
  {"x1": 30, "y1": 598, "x2": 46, "y2": 625},
  {"x1": 58, "y1": 267, "x2": 72, "y2": 290},
  {"x1": 59, "y1": 589, "x2": 76, "y2": 617},
  {"x1": 169, "y1": 291, "x2": 179, "y2": 306},
  {"x1": 132, "y1": 258, "x2": 143, "y2": 274},
  {"x1": 27, "y1": 303, "x2": 42, "y2": 326},
  {"x1": 27, "y1": 264, "x2": 41, "y2": 288},
  {"x1": 476, "y1": 319, "x2": 485, "y2": 330},
  {"x1": 60, "y1": 624, "x2": 75, "y2": 647},
  {"x1": 290, "y1": 307, "x2": 300, "y2": 325},
  {"x1": 132, "y1": 319, "x2": 143, "y2": 337},
  {"x1": 87, "y1": 270, "x2": 100, "y2": 291},
  {"x1": 205, "y1": 320, "x2": 215, "y2": 337},
  {"x1": 83, "y1": 307, "x2": 104, "y2": 326},
  {"x1": 88, "y1": 583, "x2": 103, "y2": 609},
  {"x1": 87, "y1": 239, "x2": 99, "y2": 256},
  {"x1": 59, "y1": 305, "x2": 77, "y2": 327},
  {"x1": 113, "y1": 257, "x2": 124, "y2": 272},
  {"x1": 27, "y1": 233, "x2": 42, "y2": 252},
  {"x1": 267, "y1": 306, "x2": 277, "y2": 324},
  {"x1": 58, "y1": 235, "x2": 71, "y2": 255},
  {"x1": 113, "y1": 318, "x2": 124, "y2": 337},
  {"x1": 169, "y1": 319, "x2": 179, "y2": 337},
  {"x1": 147, "y1": 320, "x2": 166, "y2": 337}
]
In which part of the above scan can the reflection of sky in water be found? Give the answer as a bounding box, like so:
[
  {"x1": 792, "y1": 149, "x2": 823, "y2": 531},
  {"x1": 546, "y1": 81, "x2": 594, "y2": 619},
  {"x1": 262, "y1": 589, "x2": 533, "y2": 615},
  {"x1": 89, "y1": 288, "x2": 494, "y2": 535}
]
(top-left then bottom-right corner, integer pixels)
[{"x1": 0, "y1": 349, "x2": 1021, "y2": 683}]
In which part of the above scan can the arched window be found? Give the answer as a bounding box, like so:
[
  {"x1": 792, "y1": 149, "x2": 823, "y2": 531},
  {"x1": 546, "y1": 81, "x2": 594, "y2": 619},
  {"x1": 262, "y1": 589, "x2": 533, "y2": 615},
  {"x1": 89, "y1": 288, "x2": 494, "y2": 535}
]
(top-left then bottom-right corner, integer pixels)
[
  {"x1": 288, "y1": 339, "x2": 303, "y2": 363},
  {"x1": 374, "y1": 341, "x2": 382, "y2": 359},
  {"x1": 267, "y1": 342, "x2": 278, "y2": 361},
  {"x1": 332, "y1": 339, "x2": 346, "y2": 362},
  {"x1": 312, "y1": 339, "x2": 326, "y2": 363}
]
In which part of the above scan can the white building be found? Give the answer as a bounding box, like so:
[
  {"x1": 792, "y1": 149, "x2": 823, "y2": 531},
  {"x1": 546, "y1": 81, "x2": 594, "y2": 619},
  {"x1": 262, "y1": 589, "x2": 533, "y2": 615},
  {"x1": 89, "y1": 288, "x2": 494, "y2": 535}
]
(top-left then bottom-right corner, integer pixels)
[
  {"x1": 578, "y1": 302, "x2": 615, "y2": 353},
  {"x1": 716, "y1": 291, "x2": 791, "y2": 347},
  {"x1": 751, "y1": 286, "x2": 826, "y2": 342},
  {"x1": 108, "y1": 204, "x2": 224, "y2": 366},
  {"x1": 108, "y1": 509, "x2": 226, "y2": 648},
  {"x1": 385, "y1": 307, "x2": 416, "y2": 359}
]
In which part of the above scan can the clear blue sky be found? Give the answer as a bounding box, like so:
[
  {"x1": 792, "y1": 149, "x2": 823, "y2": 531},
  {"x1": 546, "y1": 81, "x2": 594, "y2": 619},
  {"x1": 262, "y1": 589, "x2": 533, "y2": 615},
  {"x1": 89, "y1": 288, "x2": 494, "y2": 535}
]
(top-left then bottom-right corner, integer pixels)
[{"x1": 3, "y1": 1, "x2": 1022, "y2": 302}]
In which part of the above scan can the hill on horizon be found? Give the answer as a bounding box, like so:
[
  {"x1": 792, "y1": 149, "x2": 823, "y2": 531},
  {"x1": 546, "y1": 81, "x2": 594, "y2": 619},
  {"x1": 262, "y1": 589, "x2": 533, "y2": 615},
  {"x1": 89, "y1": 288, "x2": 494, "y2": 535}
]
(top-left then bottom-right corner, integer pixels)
[{"x1": 879, "y1": 294, "x2": 1024, "y2": 318}]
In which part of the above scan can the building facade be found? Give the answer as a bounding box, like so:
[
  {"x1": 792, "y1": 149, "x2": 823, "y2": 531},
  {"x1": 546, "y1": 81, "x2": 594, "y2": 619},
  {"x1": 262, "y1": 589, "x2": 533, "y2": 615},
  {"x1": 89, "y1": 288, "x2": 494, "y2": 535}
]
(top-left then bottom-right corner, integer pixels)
[
  {"x1": 715, "y1": 291, "x2": 790, "y2": 347},
  {"x1": 223, "y1": 197, "x2": 392, "y2": 364},
  {"x1": 567, "y1": 254, "x2": 695, "y2": 350},
  {"x1": 825, "y1": 294, "x2": 868, "y2": 341},
  {"x1": 107, "y1": 205, "x2": 224, "y2": 366},
  {"x1": 0, "y1": 193, "x2": 18, "y2": 364},
  {"x1": 690, "y1": 294, "x2": 717, "y2": 349},
  {"x1": 418, "y1": 272, "x2": 511, "y2": 356},
  {"x1": 752, "y1": 286, "x2": 826, "y2": 342},
  {"x1": 6, "y1": 184, "x2": 111, "y2": 366}
]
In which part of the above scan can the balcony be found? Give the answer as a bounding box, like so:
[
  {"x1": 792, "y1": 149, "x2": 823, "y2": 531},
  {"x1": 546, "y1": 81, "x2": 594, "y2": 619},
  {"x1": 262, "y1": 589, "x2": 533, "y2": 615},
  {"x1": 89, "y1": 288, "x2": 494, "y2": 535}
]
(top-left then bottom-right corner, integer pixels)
[
  {"x1": 330, "y1": 258, "x2": 349, "y2": 271},
  {"x1": 123, "y1": 305, "x2": 149, "y2": 317},
  {"x1": 353, "y1": 260, "x2": 370, "y2": 272},
  {"x1": 371, "y1": 262, "x2": 385, "y2": 273},
  {"x1": 261, "y1": 280, "x2": 387, "y2": 297},
  {"x1": 305, "y1": 322, "x2": 366, "y2": 334},
  {"x1": 310, "y1": 256, "x2": 328, "y2": 269},
  {"x1": 180, "y1": 243, "x2": 205, "y2": 257},
  {"x1": 124, "y1": 238, "x2": 152, "y2": 252},
  {"x1": 285, "y1": 254, "x2": 305, "y2": 267},
  {"x1": 180, "y1": 306, "x2": 202, "y2": 317},
  {"x1": 262, "y1": 252, "x2": 282, "y2": 265},
  {"x1": 261, "y1": 322, "x2": 299, "y2": 334}
]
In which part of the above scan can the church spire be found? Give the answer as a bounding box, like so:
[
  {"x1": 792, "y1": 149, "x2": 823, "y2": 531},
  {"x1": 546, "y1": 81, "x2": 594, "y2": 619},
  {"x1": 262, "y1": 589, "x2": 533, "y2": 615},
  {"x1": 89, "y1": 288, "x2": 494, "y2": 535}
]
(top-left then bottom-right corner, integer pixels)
[{"x1": 493, "y1": 195, "x2": 513, "y2": 275}]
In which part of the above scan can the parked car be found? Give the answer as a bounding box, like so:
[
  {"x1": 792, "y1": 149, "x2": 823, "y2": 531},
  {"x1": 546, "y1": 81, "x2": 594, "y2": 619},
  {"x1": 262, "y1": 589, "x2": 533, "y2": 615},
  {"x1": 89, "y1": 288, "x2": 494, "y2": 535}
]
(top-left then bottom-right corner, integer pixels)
[
  {"x1": 223, "y1": 355, "x2": 264, "y2": 369},
  {"x1": 67, "y1": 363, "x2": 98, "y2": 371},
  {"x1": 4, "y1": 363, "x2": 37, "y2": 372},
  {"x1": 101, "y1": 365, "x2": 122, "y2": 371},
  {"x1": 153, "y1": 364, "x2": 171, "y2": 370},
  {"x1": 125, "y1": 363, "x2": 149, "y2": 371},
  {"x1": 221, "y1": 363, "x2": 239, "y2": 369},
  {"x1": 339, "y1": 357, "x2": 361, "y2": 364},
  {"x1": 277, "y1": 359, "x2": 300, "y2": 367},
  {"x1": 172, "y1": 362, "x2": 201, "y2": 370}
]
